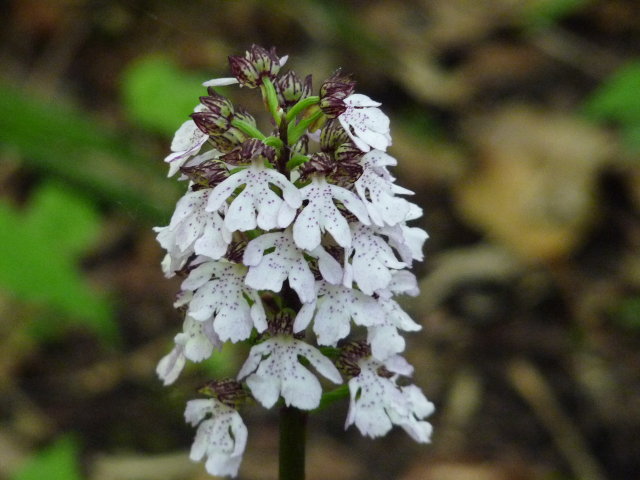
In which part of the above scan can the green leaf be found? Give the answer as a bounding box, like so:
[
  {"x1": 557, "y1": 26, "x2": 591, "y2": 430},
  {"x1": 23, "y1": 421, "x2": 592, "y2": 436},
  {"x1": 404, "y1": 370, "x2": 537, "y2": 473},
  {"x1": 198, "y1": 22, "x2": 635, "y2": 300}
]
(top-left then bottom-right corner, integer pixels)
[
  {"x1": 523, "y1": 0, "x2": 591, "y2": 29},
  {"x1": 0, "y1": 82, "x2": 181, "y2": 224},
  {"x1": 121, "y1": 55, "x2": 207, "y2": 135},
  {"x1": 200, "y1": 342, "x2": 240, "y2": 378},
  {"x1": 583, "y1": 62, "x2": 640, "y2": 124},
  {"x1": 621, "y1": 122, "x2": 640, "y2": 153},
  {"x1": 582, "y1": 61, "x2": 640, "y2": 152},
  {"x1": 0, "y1": 183, "x2": 117, "y2": 343},
  {"x1": 11, "y1": 436, "x2": 83, "y2": 480},
  {"x1": 613, "y1": 297, "x2": 640, "y2": 330}
]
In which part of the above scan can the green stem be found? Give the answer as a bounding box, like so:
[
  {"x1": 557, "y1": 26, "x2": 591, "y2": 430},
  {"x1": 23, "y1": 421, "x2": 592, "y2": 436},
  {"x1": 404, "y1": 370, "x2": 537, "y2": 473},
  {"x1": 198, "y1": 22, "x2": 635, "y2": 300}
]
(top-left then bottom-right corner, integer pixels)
[
  {"x1": 277, "y1": 116, "x2": 290, "y2": 174},
  {"x1": 288, "y1": 110, "x2": 324, "y2": 145},
  {"x1": 279, "y1": 406, "x2": 307, "y2": 480},
  {"x1": 231, "y1": 118, "x2": 266, "y2": 140},
  {"x1": 285, "y1": 96, "x2": 320, "y2": 123},
  {"x1": 314, "y1": 384, "x2": 349, "y2": 412}
]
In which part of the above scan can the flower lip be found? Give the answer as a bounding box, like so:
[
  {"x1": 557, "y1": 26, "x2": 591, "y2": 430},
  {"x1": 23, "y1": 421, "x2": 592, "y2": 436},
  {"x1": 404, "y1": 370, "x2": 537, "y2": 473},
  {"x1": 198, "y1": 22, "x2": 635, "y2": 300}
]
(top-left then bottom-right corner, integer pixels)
[
  {"x1": 338, "y1": 94, "x2": 392, "y2": 152},
  {"x1": 185, "y1": 398, "x2": 248, "y2": 477}
]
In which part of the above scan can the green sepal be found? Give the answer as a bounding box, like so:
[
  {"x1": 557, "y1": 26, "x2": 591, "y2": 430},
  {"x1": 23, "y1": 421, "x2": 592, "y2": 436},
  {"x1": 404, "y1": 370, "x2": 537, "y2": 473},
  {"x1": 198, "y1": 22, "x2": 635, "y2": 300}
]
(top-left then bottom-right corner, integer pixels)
[
  {"x1": 261, "y1": 77, "x2": 283, "y2": 126},
  {"x1": 264, "y1": 136, "x2": 284, "y2": 149}
]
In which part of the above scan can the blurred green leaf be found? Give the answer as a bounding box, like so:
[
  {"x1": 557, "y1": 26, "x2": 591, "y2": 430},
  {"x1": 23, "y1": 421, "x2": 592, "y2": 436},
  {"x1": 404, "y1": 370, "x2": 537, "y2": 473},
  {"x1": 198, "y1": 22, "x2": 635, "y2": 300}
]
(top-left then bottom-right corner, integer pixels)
[
  {"x1": 0, "y1": 82, "x2": 181, "y2": 224},
  {"x1": 11, "y1": 436, "x2": 83, "y2": 480},
  {"x1": 621, "y1": 123, "x2": 640, "y2": 152},
  {"x1": 284, "y1": 0, "x2": 390, "y2": 66},
  {"x1": 200, "y1": 342, "x2": 240, "y2": 378},
  {"x1": 398, "y1": 106, "x2": 442, "y2": 141},
  {"x1": 121, "y1": 56, "x2": 206, "y2": 135},
  {"x1": 582, "y1": 61, "x2": 640, "y2": 152},
  {"x1": 613, "y1": 297, "x2": 640, "y2": 330},
  {"x1": 0, "y1": 183, "x2": 117, "y2": 343},
  {"x1": 524, "y1": 0, "x2": 591, "y2": 29},
  {"x1": 583, "y1": 62, "x2": 640, "y2": 124}
]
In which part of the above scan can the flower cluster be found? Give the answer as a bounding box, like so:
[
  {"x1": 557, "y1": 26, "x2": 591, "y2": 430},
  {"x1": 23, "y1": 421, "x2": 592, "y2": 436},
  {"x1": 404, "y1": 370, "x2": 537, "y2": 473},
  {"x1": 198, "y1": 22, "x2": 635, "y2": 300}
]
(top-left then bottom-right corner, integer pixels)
[{"x1": 155, "y1": 45, "x2": 434, "y2": 477}]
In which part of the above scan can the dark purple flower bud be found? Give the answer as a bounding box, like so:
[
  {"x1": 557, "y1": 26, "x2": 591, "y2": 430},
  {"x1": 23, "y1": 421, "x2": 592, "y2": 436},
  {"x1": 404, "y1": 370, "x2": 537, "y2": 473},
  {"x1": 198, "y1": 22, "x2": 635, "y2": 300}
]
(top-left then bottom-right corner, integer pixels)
[
  {"x1": 191, "y1": 111, "x2": 231, "y2": 136},
  {"x1": 200, "y1": 88, "x2": 235, "y2": 115},
  {"x1": 228, "y1": 44, "x2": 286, "y2": 88},
  {"x1": 207, "y1": 135, "x2": 236, "y2": 153},
  {"x1": 319, "y1": 70, "x2": 356, "y2": 118},
  {"x1": 224, "y1": 241, "x2": 247, "y2": 264},
  {"x1": 332, "y1": 157, "x2": 363, "y2": 187},
  {"x1": 228, "y1": 56, "x2": 256, "y2": 86},
  {"x1": 198, "y1": 378, "x2": 247, "y2": 407},
  {"x1": 191, "y1": 91, "x2": 235, "y2": 136},
  {"x1": 299, "y1": 152, "x2": 336, "y2": 180},
  {"x1": 334, "y1": 142, "x2": 362, "y2": 165},
  {"x1": 221, "y1": 138, "x2": 276, "y2": 166},
  {"x1": 276, "y1": 71, "x2": 312, "y2": 107},
  {"x1": 267, "y1": 311, "x2": 298, "y2": 337},
  {"x1": 252, "y1": 45, "x2": 280, "y2": 74},
  {"x1": 320, "y1": 120, "x2": 350, "y2": 152},
  {"x1": 234, "y1": 107, "x2": 256, "y2": 126},
  {"x1": 337, "y1": 341, "x2": 372, "y2": 377},
  {"x1": 182, "y1": 160, "x2": 229, "y2": 189},
  {"x1": 291, "y1": 134, "x2": 309, "y2": 155},
  {"x1": 318, "y1": 120, "x2": 363, "y2": 185}
]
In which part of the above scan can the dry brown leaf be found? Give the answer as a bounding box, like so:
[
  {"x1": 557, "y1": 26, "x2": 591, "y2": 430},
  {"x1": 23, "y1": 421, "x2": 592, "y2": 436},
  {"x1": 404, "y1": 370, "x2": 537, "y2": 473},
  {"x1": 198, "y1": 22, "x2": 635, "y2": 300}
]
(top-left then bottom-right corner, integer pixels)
[
  {"x1": 455, "y1": 105, "x2": 614, "y2": 261},
  {"x1": 400, "y1": 460, "x2": 540, "y2": 480}
]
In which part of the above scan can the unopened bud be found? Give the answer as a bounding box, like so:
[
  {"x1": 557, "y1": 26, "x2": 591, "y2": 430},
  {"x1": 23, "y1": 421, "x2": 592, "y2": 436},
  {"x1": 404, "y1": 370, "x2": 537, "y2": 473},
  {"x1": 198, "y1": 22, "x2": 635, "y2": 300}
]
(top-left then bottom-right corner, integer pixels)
[
  {"x1": 229, "y1": 45, "x2": 286, "y2": 88},
  {"x1": 276, "y1": 71, "x2": 312, "y2": 107},
  {"x1": 319, "y1": 70, "x2": 356, "y2": 118},
  {"x1": 198, "y1": 378, "x2": 247, "y2": 408},
  {"x1": 337, "y1": 341, "x2": 371, "y2": 377}
]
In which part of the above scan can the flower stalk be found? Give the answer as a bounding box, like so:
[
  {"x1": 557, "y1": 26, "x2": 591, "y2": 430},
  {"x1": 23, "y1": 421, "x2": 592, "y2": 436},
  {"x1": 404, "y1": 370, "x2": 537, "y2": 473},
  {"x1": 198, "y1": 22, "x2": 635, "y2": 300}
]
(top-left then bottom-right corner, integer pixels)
[
  {"x1": 231, "y1": 118, "x2": 266, "y2": 141},
  {"x1": 285, "y1": 95, "x2": 320, "y2": 123},
  {"x1": 287, "y1": 108, "x2": 324, "y2": 144},
  {"x1": 279, "y1": 407, "x2": 307, "y2": 480}
]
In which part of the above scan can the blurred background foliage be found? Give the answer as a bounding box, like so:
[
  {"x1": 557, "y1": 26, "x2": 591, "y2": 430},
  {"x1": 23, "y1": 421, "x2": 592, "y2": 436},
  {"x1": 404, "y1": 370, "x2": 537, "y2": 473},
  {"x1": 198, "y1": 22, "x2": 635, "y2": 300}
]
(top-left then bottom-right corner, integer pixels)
[{"x1": 1, "y1": 0, "x2": 639, "y2": 479}]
